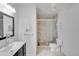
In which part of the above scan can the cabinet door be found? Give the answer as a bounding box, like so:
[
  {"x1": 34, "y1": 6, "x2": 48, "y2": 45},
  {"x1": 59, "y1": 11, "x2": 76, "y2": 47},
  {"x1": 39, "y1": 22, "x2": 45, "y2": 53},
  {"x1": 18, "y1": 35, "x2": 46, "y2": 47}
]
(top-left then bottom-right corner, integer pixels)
[{"x1": 23, "y1": 44, "x2": 26, "y2": 56}]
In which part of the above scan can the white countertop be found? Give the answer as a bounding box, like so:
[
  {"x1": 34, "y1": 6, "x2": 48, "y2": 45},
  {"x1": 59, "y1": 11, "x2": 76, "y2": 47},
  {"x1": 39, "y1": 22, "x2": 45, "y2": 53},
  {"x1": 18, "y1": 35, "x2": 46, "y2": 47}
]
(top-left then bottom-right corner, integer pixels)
[{"x1": 0, "y1": 41, "x2": 26, "y2": 56}]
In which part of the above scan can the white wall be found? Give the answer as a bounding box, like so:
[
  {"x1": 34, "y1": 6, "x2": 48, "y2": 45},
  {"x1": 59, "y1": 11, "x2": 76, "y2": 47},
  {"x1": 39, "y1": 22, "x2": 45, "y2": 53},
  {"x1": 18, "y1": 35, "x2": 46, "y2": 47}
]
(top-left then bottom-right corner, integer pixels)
[
  {"x1": 57, "y1": 4, "x2": 79, "y2": 56},
  {"x1": 15, "y1": 4, "x2": 37, "y2": 56}
]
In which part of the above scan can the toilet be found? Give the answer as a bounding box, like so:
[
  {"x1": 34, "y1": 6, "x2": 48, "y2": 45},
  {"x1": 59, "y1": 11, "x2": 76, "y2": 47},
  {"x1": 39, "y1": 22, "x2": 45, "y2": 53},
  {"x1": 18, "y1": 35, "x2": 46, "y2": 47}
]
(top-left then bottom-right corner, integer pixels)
[
  {"x1": 49, "y1": 43, "x2": 57, "y2": 52},
  {"x1": 49, "y1": 38, "x2": 63, "y2": 55}
]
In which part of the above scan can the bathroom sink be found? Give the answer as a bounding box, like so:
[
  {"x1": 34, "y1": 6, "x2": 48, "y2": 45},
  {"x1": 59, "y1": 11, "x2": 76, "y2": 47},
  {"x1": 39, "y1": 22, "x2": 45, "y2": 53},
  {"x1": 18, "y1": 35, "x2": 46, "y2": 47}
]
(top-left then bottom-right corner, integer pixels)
[
  {"x1": 0, "y1": 42, "x2": 17, "y2": 52},
  {"x1": 0, "y1": 41, "x2": 26, "y2": 56}
]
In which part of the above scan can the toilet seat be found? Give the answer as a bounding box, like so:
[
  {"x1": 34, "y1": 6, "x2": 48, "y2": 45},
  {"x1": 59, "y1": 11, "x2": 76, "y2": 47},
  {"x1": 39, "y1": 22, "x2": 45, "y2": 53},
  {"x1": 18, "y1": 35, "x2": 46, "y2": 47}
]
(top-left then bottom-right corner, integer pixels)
[{"x1": 49, "y1": 43, "x2": 57, "y2": 52}]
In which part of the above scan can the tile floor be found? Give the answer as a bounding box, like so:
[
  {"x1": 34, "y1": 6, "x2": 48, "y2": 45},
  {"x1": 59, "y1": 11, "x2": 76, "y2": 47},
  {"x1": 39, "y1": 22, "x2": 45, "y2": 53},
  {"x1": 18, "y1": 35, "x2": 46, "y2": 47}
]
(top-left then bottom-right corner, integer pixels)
[{"x1": 37, "y1": 46, "x2": 65, "y2": 56}]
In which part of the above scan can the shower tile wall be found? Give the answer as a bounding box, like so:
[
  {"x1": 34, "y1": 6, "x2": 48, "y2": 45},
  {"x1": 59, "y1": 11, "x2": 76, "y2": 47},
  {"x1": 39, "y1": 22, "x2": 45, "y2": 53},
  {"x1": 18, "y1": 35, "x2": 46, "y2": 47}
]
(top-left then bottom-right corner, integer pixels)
[{"x1": 37, "y1": 19, "x2": 57, "y2": 45}]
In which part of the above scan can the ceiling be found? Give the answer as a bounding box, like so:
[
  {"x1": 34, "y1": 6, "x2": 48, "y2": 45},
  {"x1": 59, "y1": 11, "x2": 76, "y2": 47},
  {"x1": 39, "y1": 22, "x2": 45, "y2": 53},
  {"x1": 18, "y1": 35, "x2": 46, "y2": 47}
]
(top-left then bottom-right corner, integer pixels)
[
  {"x1": 9, "y1": 3, "x2": 58, "y2": 19},
  {"x1": 36, "y1": 3, "x2": 57, "y2": 19},
  {"x1": 9, "y1": 3, "x2": 74, "y2": 19}
]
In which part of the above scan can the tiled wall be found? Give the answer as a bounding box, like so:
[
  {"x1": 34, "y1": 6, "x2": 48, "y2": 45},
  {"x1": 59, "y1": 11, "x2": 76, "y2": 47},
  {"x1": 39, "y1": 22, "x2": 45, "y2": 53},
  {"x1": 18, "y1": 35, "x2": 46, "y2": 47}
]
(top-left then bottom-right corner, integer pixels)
[{"x1": 37, "y1": 19, "x2": 57, "y2": 44}]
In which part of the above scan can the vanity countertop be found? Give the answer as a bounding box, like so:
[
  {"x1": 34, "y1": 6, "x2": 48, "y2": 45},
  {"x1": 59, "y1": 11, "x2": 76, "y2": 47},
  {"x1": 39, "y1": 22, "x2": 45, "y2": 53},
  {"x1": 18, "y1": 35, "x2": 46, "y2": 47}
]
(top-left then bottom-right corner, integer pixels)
[{"x1": 0, "y1": 41, "x2": 26, "y2": 56}]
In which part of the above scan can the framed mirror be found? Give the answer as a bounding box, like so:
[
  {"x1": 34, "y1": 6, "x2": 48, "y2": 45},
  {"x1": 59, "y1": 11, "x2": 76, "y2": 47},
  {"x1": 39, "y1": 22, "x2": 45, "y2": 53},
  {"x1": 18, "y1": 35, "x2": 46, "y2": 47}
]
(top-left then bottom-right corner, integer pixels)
[{"x1": 0, "y1": 12, "x2": 14, "y2": 40}]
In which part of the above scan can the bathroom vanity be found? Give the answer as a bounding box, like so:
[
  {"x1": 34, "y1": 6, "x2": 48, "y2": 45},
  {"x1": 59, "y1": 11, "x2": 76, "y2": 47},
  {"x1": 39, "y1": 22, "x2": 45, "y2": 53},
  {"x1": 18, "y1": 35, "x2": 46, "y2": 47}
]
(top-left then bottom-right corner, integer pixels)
[{"x1": 0, "y1": 41, "x2": 26, "y2": 56}]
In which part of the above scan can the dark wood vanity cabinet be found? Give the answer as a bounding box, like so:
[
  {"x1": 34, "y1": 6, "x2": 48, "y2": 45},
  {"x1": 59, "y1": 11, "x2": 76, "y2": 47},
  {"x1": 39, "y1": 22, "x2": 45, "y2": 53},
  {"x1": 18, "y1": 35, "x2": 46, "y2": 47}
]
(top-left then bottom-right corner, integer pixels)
[{"x1": 14, "y1": 43, "x2": 26, "y2": 56}]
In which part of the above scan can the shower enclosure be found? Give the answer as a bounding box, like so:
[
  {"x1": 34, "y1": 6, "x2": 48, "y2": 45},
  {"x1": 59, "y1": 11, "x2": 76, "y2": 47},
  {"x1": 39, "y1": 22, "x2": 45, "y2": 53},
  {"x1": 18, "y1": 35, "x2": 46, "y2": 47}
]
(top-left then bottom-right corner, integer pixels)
[{"x1": 37, "y1": 19, "x2": 57, "y2": 46}]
